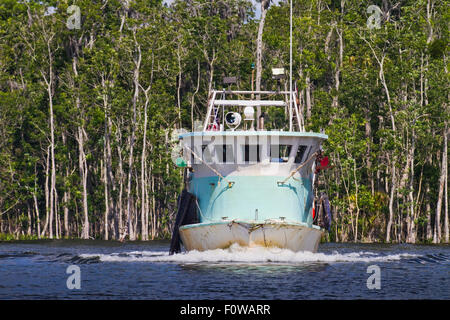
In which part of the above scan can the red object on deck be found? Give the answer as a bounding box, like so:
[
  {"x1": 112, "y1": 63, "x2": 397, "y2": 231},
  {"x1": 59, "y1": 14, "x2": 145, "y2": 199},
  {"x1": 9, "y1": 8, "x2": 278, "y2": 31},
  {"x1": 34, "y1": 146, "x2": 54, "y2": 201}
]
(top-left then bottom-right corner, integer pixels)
[
  {"x1": 315, "y1": 155, "x2": 330, "y2": 174},
  {"x1": 207, "y1": 123, "x2": 219, "y2": 131},
  {"x1": 320, "y1": 156, "x2": 329, "y2": 168}
]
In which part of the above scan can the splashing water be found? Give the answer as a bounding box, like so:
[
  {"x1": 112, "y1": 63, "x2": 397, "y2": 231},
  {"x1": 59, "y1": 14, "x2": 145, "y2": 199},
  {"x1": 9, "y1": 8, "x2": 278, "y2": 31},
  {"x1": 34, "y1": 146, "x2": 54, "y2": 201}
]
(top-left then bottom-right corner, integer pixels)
[
  {"x1": 1, "y1": 241, "x2": 448, "y2": 299},
  {"x1": 78, "y1": 243, "x2": 418, "y2": 264}
]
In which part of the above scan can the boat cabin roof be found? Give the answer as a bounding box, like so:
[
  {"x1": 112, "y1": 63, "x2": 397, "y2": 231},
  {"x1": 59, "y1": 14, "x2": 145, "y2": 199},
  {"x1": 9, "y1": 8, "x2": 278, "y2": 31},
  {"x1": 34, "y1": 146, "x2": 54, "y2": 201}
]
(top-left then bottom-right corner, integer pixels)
[{"x1": 179, "y1": 131, "x2": 328, "y2": 140}]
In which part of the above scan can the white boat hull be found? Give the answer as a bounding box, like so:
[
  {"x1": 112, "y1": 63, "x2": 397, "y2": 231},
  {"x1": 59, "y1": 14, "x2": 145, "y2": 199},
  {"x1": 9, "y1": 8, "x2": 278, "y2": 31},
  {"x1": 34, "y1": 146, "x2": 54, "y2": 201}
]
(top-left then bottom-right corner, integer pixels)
[{"x1": 179, "y1": 221, "x2": 323, "y2": 253}]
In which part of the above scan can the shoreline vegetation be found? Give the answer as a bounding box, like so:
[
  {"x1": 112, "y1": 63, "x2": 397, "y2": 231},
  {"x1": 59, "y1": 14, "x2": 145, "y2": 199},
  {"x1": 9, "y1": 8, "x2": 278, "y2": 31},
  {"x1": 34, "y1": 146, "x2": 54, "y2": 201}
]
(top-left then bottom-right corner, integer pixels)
[
  {"x1": 0, "y1": 232, "x2": 447, "y2": 246},
  {"x1": 0, "y1": 1, "x2": 448, "y2": 244},
  {"x1": 0, "y1": 233, "x2": 168, "y2": 242}
]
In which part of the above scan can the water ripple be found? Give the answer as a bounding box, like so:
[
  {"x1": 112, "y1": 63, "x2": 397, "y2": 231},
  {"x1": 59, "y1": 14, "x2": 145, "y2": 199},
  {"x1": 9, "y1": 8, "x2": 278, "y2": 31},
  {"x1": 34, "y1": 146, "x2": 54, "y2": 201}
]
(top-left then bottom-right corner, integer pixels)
[{"x1": 407, "y1": 253, "x2": 450, "y2": 265}]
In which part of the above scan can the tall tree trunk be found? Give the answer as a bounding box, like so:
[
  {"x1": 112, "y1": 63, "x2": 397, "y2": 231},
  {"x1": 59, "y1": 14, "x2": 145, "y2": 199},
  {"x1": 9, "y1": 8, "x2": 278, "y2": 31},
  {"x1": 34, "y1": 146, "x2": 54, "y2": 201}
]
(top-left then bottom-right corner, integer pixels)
[
  {"x1": 106, "y1": 113, "x2": 116, "y2": 239},
  {"x1": 103, "y1": 150, "x2": 109, "y2": 241},
  {"x1": 140, "y1": 54, "x2": 155, "y2": 241},
  {"x1": 41, "y1": 54, "x2": 56, "y2": 240},
  {"x1": 255, "y1": 0, "x2": 270, "y2": 129},
  {"x1": 61, "y1": 130, "x2": 70, "y2": 239},
  {"x1": 434, "y1": 123, "x2": 448, "y2": 243},
  {"x1": 378, "y1": 55, "x2": 397, "y2": 243},
  {"x1": 364, "y1": 112, "x2": 374, "y2": 195},
  {"x1": 331, "y1": 1, "x2": 344, "y2": 109},
  {"x1": 305, "y1": 75, "x2": 312, "y2": 120},
  {"x1": 33, "y1": 166, "x2": 41, "y2": 238},
  {"x1": 55, "y1": 191, "x2": 60, "y2": 239},
  {"x1": 140, "y1": 63, "x2": 154, "y2": 241},
  {"x1": 41, "y1": 146, "x2": 50, "y2": 238},
  {"x1": 46, "y1": 77, "x2": 56, "y2": 240},
  {"x1": 117, "y1": 142, "x2": 124, "y2": 240},
  {"x1": 27, "y1": 204, "x2": 32, "y2": 236},
  {"x1": 444, "y1": 128, "x2": 448, "y2": 242},
  {"x1": 176, "y1": 44, "x2": 183, "y2": 128},
  {"x1": 151, "y1": 173, "x2": 156, "y2": 239},
  {"x1": 38, "y1": 30, "x2": 58, "y2": 240},
  {"x1": 141, "y1": 93, "x2": 149, "y2": 241},
  {"x1": 353, "y1": 159, "x2": 360, "y2": 242},
  {"x1": 191, "y1": 60, "x2": 201, "y2": 131},
  {"x1": 443, "y1": 55, "x2": 449, "y2": 243},
  {"x1": 406, "y1": 132, "x2": 416, "y2": 243},
  {"x1": 386, "y1": 154, "x2": 396, "y2": 243},
  {"x1": 204, "y1": 49, "x2": 216, "y2": 97},
  {"x1": 63, "y1": 177, "x2": 70, "y2": 238},
  {"x1": 77, "y1": 126, "x2": 89, "y2": 239},
  {"x1": 426, "y1": 183, "x2": 433, "y2": 240},
  {"x1": 127, "y1": 35, "x2": 141, "y2": 241}
]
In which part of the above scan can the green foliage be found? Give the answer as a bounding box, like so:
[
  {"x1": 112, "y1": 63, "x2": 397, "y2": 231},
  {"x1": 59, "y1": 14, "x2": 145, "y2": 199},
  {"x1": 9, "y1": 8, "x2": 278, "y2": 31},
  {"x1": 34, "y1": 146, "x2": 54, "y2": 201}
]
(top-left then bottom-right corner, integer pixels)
[
  {"x1": 0, "y1": 0, "x2": 448, "y2": 243},
  {"x1": 0, "y1": 233, "x2": 40, "y2": 241}
]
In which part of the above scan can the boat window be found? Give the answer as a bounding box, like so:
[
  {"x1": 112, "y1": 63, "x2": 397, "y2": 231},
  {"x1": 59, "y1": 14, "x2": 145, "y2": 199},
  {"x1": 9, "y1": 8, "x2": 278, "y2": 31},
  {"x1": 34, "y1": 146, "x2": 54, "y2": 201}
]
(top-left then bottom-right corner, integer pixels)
[
  {"x1": 243, "y1": 145, "x2": 261, "y2": 163},
  {"x1": 214, "y1": 144, "x2": 234, "y2": 163},
  {"x1": 295, "y1": 145, "x2": 308, "y2": 163},
  {"x1": 270, "y1": 145, "x2": 292, "y2": 163},
  {"x1": 201, "y1": 144, "x2": 214, "y2": 163}
]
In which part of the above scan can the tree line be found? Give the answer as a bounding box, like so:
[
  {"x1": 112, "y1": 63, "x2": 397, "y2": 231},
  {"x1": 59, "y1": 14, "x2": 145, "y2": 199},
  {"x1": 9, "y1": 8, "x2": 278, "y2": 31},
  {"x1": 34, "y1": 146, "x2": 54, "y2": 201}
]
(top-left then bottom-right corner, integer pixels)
[{"x1": 0, "y1": 0, "x2": 448, "y2": 243}]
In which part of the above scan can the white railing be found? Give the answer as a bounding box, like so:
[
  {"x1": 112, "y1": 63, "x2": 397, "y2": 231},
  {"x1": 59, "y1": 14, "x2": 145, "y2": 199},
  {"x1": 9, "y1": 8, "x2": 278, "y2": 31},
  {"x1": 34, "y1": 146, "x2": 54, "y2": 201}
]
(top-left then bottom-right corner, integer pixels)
[{"x1": 203, "y1": 90, "x2": 305, "y2": 132}]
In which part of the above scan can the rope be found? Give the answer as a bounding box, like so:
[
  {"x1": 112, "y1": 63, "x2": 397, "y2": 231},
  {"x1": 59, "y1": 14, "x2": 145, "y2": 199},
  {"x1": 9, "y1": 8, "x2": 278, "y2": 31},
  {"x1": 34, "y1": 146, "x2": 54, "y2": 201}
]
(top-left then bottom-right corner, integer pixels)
[
  {"x1": 195, "y1": 198, "x2": 213, "y2": 222},
  {"x1": 184, "y1": 145, "x2": 235, "y2": 188},
  {"x1": 277, "y1": 151, "x2": 319, "y2": 185}
]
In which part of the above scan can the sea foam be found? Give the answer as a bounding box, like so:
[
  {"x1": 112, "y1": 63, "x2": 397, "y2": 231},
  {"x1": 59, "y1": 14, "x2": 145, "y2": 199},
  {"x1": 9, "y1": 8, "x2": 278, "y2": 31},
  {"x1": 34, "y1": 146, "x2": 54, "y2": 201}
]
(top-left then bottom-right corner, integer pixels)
[{"x1": 78, "y1": 243, "x2": 418, "y2": 264}]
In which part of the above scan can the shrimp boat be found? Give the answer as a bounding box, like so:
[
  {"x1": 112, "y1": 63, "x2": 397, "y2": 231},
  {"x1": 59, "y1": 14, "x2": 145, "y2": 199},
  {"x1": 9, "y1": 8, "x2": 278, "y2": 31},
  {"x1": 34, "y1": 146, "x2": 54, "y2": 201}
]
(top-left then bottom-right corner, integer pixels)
[
  {"x1": 169, "y1": 84, "x2": 329, "y2": 254},
  {"x1": 169, "y1": 1, "x2": 330, "y2": 254}
]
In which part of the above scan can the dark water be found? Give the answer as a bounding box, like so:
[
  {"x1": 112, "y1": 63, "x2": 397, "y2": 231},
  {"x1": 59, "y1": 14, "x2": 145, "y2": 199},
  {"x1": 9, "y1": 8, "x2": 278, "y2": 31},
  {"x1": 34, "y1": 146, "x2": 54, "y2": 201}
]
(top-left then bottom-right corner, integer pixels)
[{"x1": 0, "y1": 240, "x2": 448, "y2": 300}]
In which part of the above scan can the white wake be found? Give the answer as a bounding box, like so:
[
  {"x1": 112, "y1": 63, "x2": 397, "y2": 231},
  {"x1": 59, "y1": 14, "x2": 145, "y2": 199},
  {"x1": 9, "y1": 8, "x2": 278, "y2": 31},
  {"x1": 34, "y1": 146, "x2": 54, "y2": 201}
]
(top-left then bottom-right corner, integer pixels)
[{"x1": 78, "y1": 243, "x2": 418, "y2": 264}]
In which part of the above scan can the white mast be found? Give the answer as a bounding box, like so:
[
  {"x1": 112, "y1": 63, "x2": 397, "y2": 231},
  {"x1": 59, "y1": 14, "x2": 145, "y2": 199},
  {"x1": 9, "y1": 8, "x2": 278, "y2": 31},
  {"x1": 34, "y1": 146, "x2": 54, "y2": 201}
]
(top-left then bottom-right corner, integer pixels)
[{"x1": 289, "y1": 0, "x2": 293, "y2": 131}]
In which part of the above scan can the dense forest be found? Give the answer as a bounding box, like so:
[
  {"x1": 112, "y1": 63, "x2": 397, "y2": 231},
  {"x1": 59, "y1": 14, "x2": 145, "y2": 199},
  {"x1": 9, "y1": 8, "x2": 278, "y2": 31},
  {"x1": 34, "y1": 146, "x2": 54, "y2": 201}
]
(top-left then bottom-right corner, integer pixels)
[{"x1": 0, "y1": 0, "x2": 448, "y2": 243}]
